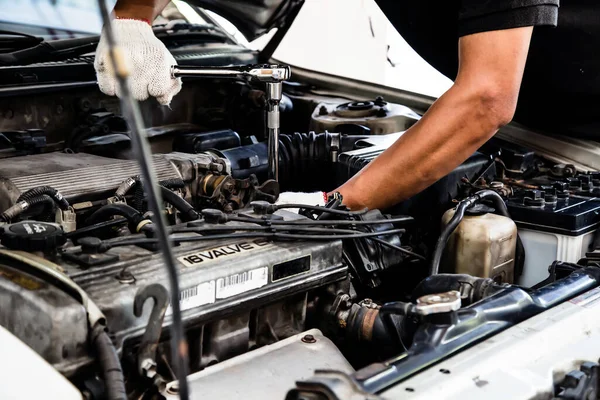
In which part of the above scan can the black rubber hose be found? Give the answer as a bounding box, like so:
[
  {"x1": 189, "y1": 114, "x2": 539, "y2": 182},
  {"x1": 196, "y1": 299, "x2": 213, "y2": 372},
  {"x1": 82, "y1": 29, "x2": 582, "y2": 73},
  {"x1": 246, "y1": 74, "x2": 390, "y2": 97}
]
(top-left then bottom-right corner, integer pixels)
[
  {"x1": 479, "y1": 190, "x2": 527, "y2": 278},
  {"x1": 429, "y1": 190, "x2": 525, "y2": 277},
  {"x1": 378, "y1": 302, "x2": 416, "y2": 351},
  {"x1": 92, "y1": 327, "x2": 126, "y2": 400},
  {"x1": 85, "y1": 203, "x2": 144, "y2": 233},
  {"x1": 17, "y1": 186, "x2": 69, "y2": 210},
  {"x1": 159, "y1": 186, "x2": 200, "y2": 221},
  {"x1": 133, "y1": 183, "x2": 146, "y2": 212},
  {"x1": 26, "y1": 195, "x2": 57, "y2": 221},
  {"x1": 429, "y1": 197, "x2": 477, "y2": 276},
  {"x1": 129, "y1": 178, "x2": 195, "y2": 220},
  {"x1": 160, "y1": 178, "x2": 186, "y2": 190},
  {"x1": 218, "y1": 132, "x2": 368, "y2": 187},
  {"x1": 0, "y1": 194, "x2": 55, "y2": 222}
]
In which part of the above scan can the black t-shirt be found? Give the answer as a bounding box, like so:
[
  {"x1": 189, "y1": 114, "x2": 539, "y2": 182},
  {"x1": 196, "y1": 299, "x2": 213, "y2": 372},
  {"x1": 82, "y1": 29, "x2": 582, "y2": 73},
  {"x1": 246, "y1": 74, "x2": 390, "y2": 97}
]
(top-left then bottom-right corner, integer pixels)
[{"x1": 376, "y1": 1, "x2": 600, "y2": 140}]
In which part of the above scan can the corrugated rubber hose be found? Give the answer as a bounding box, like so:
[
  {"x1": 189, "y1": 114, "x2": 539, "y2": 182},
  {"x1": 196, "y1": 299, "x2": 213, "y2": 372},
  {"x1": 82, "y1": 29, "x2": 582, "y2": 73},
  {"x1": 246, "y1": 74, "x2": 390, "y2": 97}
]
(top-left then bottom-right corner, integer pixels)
[{"x1": 92, "y1": 326, "x2": 126, "y2": 400}]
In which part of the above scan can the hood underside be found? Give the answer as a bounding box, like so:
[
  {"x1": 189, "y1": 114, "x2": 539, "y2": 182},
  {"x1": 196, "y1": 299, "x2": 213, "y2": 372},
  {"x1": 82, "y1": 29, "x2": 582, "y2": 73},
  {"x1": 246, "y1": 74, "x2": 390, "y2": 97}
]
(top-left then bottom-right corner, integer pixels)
[{"x1": 188, "y1": 0, "x2": 304, "y2": 41}]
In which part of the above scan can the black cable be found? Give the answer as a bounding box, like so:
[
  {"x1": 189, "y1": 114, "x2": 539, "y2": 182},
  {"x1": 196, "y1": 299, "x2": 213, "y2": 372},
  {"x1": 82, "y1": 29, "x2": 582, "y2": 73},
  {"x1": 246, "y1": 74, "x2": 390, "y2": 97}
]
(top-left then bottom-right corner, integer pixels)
[
  {"x1": 173, "y1": 225, "x2": 392, "y2": 236},
  {"x1": 85, "y1": 203, "x2": 144, "y2": 233},
  {"x1": 369, "y1": 237, "x2": 426, "y2": 261},
  {"x1": 102, "y1": 229, "x2": 407, "y2": 250},
  {"x1": 66, "y1": 219, "x2": 127, "y2": 239},
  {"x1": 159, "y1": 186, "x2": 200, "y2": 221},
  {"x1": 95, "y1": 1, "x2": 190, "y2": 398},
  {"x1": 227, "y1": 214, "x2": 415, "y2": 227}
]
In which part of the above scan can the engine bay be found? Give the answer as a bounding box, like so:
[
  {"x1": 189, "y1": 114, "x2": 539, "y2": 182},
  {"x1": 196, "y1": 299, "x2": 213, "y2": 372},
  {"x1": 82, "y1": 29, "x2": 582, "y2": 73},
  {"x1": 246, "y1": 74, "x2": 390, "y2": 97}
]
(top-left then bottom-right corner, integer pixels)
[{"x1": 2, "y1": 63, "x2": 600, "y2": 399}]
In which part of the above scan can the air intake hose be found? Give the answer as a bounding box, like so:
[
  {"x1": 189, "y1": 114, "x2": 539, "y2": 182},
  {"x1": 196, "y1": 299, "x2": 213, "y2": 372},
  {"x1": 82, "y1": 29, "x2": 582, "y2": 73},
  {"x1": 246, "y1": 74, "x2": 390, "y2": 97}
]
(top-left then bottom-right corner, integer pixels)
[{"x1": 215, "y1": 132, "x2": 368, "y2": 190}]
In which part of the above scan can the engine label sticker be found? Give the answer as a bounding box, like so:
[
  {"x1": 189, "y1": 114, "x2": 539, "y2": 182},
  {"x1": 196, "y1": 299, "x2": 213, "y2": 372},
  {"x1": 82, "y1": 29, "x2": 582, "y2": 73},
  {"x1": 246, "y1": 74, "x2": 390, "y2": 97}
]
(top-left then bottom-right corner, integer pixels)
[
  {"x1": 166, "y1": 281, "x2": 216, "y2": 316},
  {"x1": 178, "y1": 239, "x2": 272, "y2": 267},
  {"x1": 570, "y1": 286, "x2": 600, "y2": 308},
  {"x1": 216, "y1": 267, "x2": 269, "y2": 299}
]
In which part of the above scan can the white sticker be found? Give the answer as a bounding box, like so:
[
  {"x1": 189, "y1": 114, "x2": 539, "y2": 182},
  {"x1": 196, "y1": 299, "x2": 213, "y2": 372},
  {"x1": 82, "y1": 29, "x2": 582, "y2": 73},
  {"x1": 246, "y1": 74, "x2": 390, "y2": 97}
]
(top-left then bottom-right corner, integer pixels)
[
  {"x1": 216, "y1": 267, "x2": 269, "y2": 299},
  {"x1": 570, "y1": 286, "x2": 600, "y2": 308},
  {"x1": 178, "y1": 239, "x2": 273, "y2": 268},
  {"x1": 166, "y1": 281, "x2": 215, "y2": 316}
]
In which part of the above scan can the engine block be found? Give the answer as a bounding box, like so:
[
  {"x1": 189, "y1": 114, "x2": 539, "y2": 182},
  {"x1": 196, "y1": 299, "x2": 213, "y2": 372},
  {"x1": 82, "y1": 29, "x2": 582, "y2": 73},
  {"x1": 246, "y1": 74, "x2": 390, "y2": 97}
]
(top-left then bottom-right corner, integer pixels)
[{"x1": 0, "y1": 210, "x2": 347, "y2": 377}]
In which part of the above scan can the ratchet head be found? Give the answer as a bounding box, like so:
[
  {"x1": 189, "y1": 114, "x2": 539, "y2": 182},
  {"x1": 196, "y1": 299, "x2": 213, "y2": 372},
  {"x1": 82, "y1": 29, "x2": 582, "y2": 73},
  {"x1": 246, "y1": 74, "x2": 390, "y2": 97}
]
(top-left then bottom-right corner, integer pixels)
[{"x1": 247, "y1": 65, "x2": 291, "y2": 83}]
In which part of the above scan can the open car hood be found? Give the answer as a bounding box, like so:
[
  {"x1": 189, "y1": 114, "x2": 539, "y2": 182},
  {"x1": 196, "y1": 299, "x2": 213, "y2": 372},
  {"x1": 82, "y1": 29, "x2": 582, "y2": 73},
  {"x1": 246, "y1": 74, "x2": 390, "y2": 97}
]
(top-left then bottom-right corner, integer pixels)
[{"x1": 188, "y1": 0, "x2": 304, "y2": 41}]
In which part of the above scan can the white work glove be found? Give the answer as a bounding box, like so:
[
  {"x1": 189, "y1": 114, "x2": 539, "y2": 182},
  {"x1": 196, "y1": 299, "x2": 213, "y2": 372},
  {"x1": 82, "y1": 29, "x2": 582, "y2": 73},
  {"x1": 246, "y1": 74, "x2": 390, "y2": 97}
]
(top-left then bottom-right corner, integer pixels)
[
  {"x1": 276, "y1": 192, "x2": 327, "y2": 213},
  {"x1": 94, "y1": 19, "x2": 182, "y2": 106}
]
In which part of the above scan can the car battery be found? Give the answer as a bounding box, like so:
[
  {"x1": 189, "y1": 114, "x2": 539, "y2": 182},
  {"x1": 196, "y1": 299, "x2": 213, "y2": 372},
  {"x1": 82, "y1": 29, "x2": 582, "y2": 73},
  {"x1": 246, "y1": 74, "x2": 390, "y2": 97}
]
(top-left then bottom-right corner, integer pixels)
[{"x1": 507, "y1": 182, "x2": 600, "y2": 287}]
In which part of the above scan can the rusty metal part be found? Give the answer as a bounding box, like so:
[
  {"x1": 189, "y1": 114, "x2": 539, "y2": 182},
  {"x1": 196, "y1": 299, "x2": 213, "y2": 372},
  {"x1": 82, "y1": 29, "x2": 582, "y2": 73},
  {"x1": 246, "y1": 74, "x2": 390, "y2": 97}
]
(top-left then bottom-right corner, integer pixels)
[
  {"x1": 133, "y1": 284, "x2": 169, "y2": 380},
  {"x1": 489, "y1": 181, "x2": 513, "y2": 198},
  {"x1": 195, "y1": 173, "x2": 279, "y2": 212},
  {"x1": 360, "y1": 308, "x2": 379, "y2": 342},
  {"x1": 501, "y1": 178, "x2": 539, "y2": 190}
]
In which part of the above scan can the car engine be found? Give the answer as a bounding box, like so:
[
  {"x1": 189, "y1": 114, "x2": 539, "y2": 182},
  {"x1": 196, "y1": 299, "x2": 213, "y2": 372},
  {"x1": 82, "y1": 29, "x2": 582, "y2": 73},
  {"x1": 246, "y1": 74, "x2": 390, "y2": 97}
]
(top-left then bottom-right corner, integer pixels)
[{"x1": 2, "y1": 57, "x2": 600, "y2": 400}]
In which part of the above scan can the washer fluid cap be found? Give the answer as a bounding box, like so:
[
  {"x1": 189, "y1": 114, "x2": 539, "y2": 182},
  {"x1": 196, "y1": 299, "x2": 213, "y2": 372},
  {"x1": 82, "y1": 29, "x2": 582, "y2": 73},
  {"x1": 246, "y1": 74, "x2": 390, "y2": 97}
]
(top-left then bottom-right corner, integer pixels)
[{"x1": 1, "y1": 221, "x2": 66, "y2": 252}]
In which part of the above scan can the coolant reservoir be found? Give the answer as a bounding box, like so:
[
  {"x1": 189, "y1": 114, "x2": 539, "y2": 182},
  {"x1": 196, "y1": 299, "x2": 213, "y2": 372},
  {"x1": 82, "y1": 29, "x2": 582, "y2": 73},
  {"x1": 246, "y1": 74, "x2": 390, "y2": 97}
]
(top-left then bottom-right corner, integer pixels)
[{"x1": 441, "y1": 204, "x2": 517, "y2": 283}]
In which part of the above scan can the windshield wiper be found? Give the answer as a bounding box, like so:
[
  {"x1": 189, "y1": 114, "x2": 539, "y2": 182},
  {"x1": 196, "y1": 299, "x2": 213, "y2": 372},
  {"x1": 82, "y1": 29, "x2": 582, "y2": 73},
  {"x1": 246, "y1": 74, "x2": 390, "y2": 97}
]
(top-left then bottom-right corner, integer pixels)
[
  {"x1": 153, "y1": 22, "x2": 231, "y2": 43},
  {"x1": 0, "y1": 23, "x2": 232, "y2": 66},
  {"x1": 0, "y1": 36, "x2": 99, "y2": 66},
  {"x1": 0, "y1": 30, "x2": 44, "y2": 53}
]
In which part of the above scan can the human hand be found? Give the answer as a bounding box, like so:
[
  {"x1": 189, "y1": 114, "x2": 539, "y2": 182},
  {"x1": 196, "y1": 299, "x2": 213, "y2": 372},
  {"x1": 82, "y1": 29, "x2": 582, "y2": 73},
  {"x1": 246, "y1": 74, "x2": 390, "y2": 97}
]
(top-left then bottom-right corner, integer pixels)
[{"x1": 94, "y1": 18, "x2": 182, "y2": 106}]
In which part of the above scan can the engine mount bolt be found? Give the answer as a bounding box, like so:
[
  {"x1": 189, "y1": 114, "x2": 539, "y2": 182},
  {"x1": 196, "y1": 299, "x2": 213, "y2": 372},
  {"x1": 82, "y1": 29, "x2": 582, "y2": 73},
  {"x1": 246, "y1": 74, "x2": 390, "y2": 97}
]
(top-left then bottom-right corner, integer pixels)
[
  {"x1": 301, "y1": 334, "x2": 316, "y2": 344},
  {"x1": 116, "y1": 269, "x2": 136, "y2": 285},
  {"x1": 340, "y1": 294, "x2": 352, "y2": 309}
]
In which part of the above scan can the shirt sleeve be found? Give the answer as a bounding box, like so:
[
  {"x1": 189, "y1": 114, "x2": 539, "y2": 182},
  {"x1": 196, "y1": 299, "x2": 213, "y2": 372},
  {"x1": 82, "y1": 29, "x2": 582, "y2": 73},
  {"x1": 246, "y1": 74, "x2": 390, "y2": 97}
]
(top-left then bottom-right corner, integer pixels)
[{"x1": 459, "y1": 0, "x2": 559, "y2": 37}]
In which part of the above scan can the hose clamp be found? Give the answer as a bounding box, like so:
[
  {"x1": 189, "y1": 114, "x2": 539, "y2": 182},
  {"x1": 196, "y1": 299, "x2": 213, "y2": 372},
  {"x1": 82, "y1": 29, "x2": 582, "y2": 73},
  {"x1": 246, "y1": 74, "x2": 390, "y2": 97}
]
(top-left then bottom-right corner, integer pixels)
[
  {"x1": 136, "y1": 219, "x2": 153, "y2": 233},
  {"x1": 330, "y1": 132, "x2": 341, "y2": 163}
]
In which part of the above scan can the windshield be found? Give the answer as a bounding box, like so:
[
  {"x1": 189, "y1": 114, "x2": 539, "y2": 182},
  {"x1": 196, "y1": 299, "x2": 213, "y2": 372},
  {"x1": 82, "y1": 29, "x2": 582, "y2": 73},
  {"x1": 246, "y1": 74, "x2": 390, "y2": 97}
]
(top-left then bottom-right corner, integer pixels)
[
  {"x1": 0, "y1": 0, "x2": 115, "y2": 38},
  {"x1": 0, "y1": 0, "x2": 213, "y2": 39}
]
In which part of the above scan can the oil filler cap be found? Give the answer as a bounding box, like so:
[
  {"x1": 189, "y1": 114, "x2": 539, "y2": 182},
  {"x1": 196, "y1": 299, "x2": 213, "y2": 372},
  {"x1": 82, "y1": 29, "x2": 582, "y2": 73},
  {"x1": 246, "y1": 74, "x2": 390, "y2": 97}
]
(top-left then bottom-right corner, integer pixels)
[{"x1": 1, "y1": 221, "x2": 66, "y2": 253}]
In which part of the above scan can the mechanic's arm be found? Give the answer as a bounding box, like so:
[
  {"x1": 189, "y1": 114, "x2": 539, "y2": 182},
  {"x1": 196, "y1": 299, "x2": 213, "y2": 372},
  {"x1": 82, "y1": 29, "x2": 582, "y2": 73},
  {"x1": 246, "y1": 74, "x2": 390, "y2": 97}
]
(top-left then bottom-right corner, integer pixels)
[
  {"x1": 336, "y1": 27, "x2": 533, "y2": 211},
  {"x1": 112, "y1": 0, "x2": 171, "y2": 21}
]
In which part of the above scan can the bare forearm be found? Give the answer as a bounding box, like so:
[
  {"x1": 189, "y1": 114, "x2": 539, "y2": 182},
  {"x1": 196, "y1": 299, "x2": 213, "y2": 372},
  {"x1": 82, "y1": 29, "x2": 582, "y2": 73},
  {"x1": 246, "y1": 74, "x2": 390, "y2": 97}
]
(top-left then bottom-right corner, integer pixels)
[
  {"x1": 337, "y1": 86, "x2": 504, "y2": 210},
  {"x1": 113, "y1": 0, "x2": 171, "y2": 20},
  {"x1": 335, "y1": 27, "x2": 533, "y2": 211}
]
